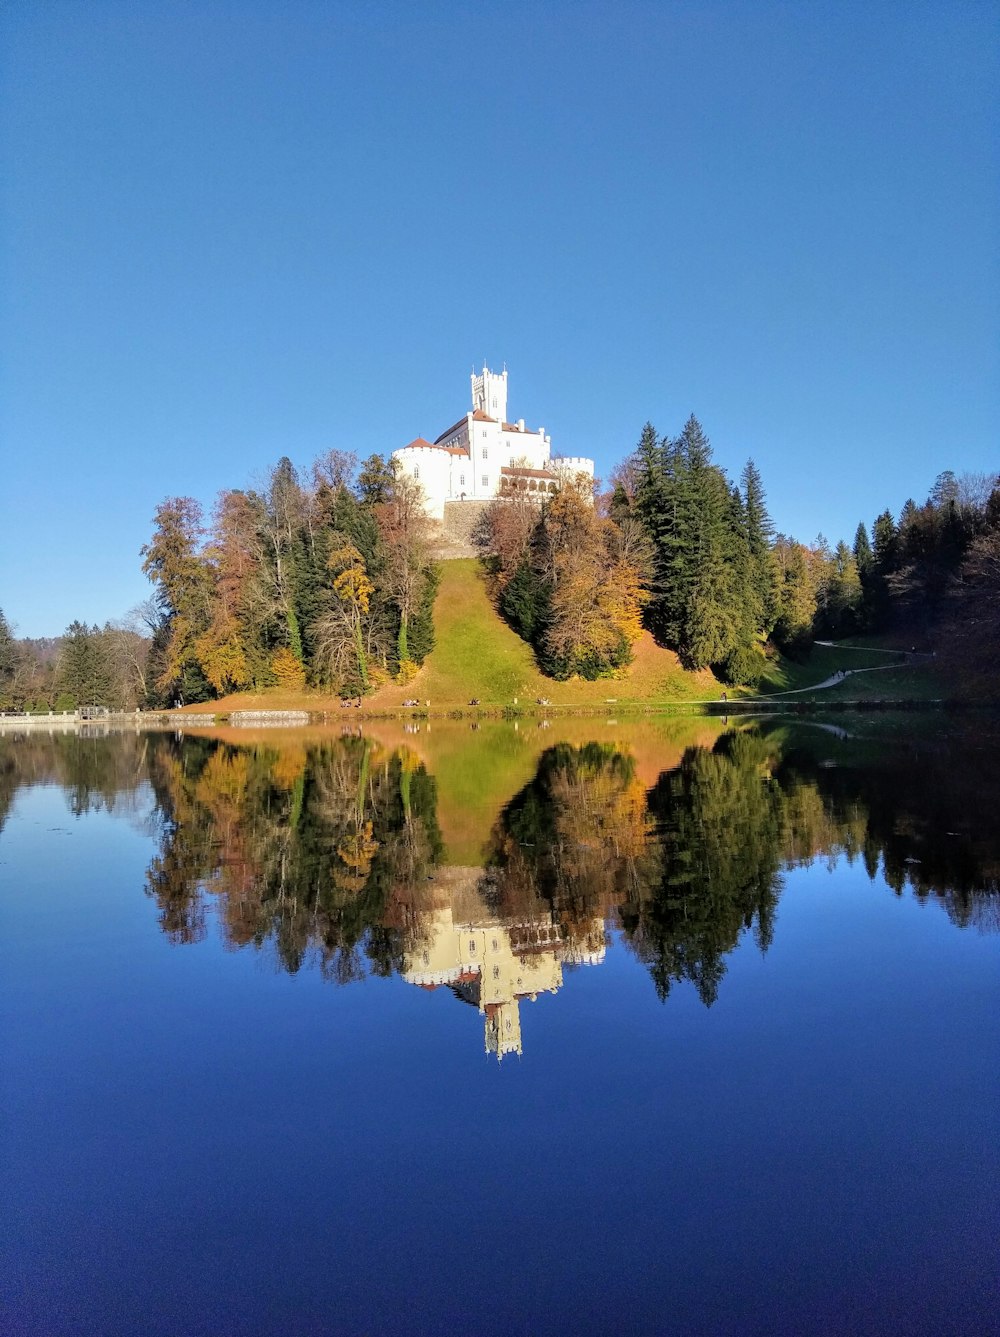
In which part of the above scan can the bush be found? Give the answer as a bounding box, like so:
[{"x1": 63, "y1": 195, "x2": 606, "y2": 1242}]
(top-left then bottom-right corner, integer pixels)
[{"x1": 718, "y1": 645, "x2": 767, "y2": 688}]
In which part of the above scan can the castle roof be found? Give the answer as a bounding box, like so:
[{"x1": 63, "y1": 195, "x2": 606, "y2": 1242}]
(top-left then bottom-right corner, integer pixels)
[
  {"x1": 405, "y1": 435, "x2": 469, "y2": 458},
  {"x1": 433, "y1": 415, "x2": 468, "y2": 445}
]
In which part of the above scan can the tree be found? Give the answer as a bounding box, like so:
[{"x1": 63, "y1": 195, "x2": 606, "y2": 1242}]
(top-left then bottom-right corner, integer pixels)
[
  {"x1": 195, "y1": 489, "x2": 271, "y2": 695},
  {"x1": 140, "y1": 497, "x2": 212, "y2": 701},
  {"x1": 772, "y1": 534, "x2": 819, "y2": 657},
  {"x1": 262, "y1": 458, "x2": 307, "y2": 663},
  {"x1": 815, "y1": 541, "x2": 862, "y2": 636},
  {"x1": 741, "y1": 459, "x2": 779, "y2": 635},
  {"x1": 357, "y1": 454, "x2": 396, "y2": 507},
  {"x1": 375, "y1": 472, "x2": 435, "y2": 671},
  {"x1": 313, "y1": 538, "x2": 377, "y2": 693},
  {"x1": 0, "y1": 608, "x2": 22, "y2": 708},
  {"x1": 56, "y1": 622, "x2": 113, "y2": 707}
]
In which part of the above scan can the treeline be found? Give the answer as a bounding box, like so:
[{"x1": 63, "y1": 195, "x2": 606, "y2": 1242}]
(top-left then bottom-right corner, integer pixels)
[
  {"x1": 141, "y1": 452, "x2": 438, "y2": 706},
  {"x1": 475, "y1": 416, "x2": 786, "y2": 685},
  {"x1": 770, "y1": 469, "x2": 1000, "y2": 661},
  {"x1": 474, "y1": 415, "x2": 998, "y2": 691},
  {"x1": 0, "y1": 609, "x2": 149, "y2": 712}
]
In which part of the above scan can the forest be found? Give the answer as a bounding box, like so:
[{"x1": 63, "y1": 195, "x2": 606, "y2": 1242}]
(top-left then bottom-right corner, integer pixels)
[{"x1": 1, "y1": 425, "x2": 997, "y2": 710}]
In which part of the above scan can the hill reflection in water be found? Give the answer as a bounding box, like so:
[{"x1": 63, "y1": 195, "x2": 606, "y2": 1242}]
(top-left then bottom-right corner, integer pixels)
[{"x1": 2, "y1": 716, "x2": 998, "y2": 1057}]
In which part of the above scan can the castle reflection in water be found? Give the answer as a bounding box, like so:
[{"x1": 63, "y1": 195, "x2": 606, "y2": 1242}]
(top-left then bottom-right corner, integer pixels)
[
  {"x1": 2, "y1": 718, "x2": 996, "y2": 1059},
  {"x1": 402, "y1": 866, "x2": 606, "y2": 1059}
]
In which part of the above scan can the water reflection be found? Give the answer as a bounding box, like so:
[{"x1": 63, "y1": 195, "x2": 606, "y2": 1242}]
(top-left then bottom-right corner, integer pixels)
[{"x1": 2, "y1": 717, "x2": 997, "y2": 1055}]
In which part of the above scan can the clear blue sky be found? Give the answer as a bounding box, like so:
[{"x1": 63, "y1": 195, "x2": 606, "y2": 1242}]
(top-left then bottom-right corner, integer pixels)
[{"x1": 2, "y1": 0, "x2": 997, "y2": 637}]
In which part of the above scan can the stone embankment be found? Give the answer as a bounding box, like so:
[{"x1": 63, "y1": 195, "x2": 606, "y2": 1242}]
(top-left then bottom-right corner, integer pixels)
[
  {"x1": 229, "y1": 710, "x2": 310, "y2": 726},
  {"x1": 429, "y1": 500, "x2": 492, "y2": 559}
]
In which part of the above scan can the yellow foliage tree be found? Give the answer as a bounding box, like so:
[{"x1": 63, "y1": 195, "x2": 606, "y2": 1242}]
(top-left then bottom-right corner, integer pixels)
[{"x1": 271, "y1": 646, "x2": 306, "y2": 691}]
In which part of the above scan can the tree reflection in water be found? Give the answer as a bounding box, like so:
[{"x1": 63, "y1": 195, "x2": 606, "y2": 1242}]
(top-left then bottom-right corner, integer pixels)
[{"x1": 2, "y1": 718, "x2": 997, "y2": 1054}]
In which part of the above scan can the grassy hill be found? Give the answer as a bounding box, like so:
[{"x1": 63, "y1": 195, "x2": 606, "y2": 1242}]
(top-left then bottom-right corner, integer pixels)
[
  {"x1": 366, "y1": 559, "x2": 723, "y2": 710},
  {"x1": 188, "y1": 559, "x2": 947, "y2": 718}
]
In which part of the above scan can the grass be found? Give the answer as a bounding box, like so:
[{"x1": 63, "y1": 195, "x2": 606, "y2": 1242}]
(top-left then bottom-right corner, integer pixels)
[
  {"x1": 790, "y1": 665, "x2": 946, "y2": 703},
  {"x1": 367, "y1": 559, "x2": 723, "y2": 710},
  {"x1": 756, "y1": 640, "x2": 948, "y2": 704},
  {"x1": 758, "y1": 643, "x2": 906, "y2": 694}
]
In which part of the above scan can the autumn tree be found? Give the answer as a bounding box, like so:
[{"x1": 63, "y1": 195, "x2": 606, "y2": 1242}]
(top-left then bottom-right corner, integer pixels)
[
  {"x1": 375, "y1": 470, "x2": 435, "y2": 671},
  {"x1": 196, "y1": 489, "x2": 270, "y2": 695},
  {"x1": 140, "y1": 497, "x2": 213, "y2": 703},
  {"x1": 313, "y1": 537, "x2": 378, "y2": 693},
  {"x1": 0, "y1": 609, "x2": 24, "y2": 709}
]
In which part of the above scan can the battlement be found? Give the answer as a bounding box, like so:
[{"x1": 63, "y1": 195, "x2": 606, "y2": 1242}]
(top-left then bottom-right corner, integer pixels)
[
  {"x1": 552, "y1": 455, "x2": 595, "y2": 473},
  {"x1": 470, "y1": 364, "x2": 508, "y2": 423}
]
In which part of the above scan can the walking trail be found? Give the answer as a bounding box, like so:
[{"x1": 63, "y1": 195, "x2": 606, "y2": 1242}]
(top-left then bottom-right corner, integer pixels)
[{"x1": 758, "y1": 644, "x2": 918, "y2": 699}]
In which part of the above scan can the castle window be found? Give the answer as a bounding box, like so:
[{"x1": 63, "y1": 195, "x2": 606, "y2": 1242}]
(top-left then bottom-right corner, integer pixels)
[
  {"x1": 413, "y1": 466, "x2": 419, "y2": 480},
  {"x1": 459, "y1": 473, "x2": 465, "y2": 486},
  {"x1": 482, "y1": 475, "x2": 488, "y2": 487},
  {"x1": 482, "y1": 448, "x2": 487, "y2": 460}
]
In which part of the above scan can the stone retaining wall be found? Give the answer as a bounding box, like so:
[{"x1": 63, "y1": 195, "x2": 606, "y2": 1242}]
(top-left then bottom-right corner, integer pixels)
[{"x1": 428, "y1": 499, "x2": 492, "y2": 559}]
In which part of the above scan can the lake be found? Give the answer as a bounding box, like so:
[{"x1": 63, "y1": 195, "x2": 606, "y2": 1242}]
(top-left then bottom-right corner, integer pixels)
[{"x1": 2, "y1": 714, "x2": 998, "y2": 1336}]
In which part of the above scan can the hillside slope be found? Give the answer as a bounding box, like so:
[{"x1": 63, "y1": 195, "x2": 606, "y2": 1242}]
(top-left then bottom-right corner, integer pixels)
[{"x1": 367, "y1": 559, "x2": 723, "y2": 709}]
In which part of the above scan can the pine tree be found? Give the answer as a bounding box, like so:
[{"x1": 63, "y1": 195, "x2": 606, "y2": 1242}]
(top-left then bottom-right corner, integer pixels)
[
  {"x1": 741, "y1": 460, "x2": 778, "y2": 635},
  {"x1": 57, "y1": 622, "x2": 113, "y2": 707},
  {"x1": 631, "y1": 423, "x2": 669, "y2": 642},
  {"x1": 853, "y1": 522, "x2": 873, "y2": 580}
]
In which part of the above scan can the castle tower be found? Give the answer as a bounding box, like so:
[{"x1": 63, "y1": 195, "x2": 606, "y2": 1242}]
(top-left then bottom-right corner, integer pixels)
[
  {"x1": 471, "y1": 364, "x2": 508, "y2": 422},
  {"x1": 484, "y1": 999, "x2": 523, "y2": 1060}
]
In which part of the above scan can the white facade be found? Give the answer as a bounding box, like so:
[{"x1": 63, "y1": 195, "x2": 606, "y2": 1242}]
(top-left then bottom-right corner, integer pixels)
[{"x1": 393, "y1": 366, "x2": 595, "y2": 519}]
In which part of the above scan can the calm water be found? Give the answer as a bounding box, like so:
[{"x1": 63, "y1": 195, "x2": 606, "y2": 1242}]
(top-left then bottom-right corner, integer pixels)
[{"x1": 1, "y1": 715, "x2": 998, "y2": 1337}]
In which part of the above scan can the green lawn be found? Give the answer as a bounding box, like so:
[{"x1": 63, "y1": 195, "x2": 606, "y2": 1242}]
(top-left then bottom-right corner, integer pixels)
[
  {"x1": 758, "y1": 643, "x2": 907, "y2": 695},
  {"x1": 757, "y1": 641, "x2": 946, "y2": 703},
  {"x1": 368, "y1": 559, "x2": 726, "y2": 709}
]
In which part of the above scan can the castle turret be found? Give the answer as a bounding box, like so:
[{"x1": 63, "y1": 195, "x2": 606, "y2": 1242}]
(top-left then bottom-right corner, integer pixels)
[{"x1": 471, "y1": 364, "x2": 508, "y2": 422}]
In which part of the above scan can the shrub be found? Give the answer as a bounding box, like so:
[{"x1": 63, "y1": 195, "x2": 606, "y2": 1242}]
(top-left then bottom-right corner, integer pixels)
[{"x1": 718, "y1": 646, "x2": 767, "y2": 688}]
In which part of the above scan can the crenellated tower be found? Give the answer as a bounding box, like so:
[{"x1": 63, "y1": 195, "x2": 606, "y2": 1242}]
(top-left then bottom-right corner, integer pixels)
[{"x1": 470, "y1": 364, "x2": 508, "y2": 422}]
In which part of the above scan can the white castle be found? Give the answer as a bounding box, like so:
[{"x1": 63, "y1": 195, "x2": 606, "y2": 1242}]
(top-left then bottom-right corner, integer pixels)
[{"x1": 392, "y1": 365, "x2": 594, "y2": 519}]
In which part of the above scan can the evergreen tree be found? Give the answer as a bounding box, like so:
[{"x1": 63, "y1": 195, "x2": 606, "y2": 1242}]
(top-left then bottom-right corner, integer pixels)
[
  {"x1": 57, "y1": 622, "x2": 113, "y2": 707},
  {"x1": 672, "y1": 417, "x2": 742, "y2": 668},
  {"x1": 853, "y1": 522, "x2": 873, "y2": 579},
  {"x1": 0, "y1": 608, "x2": 18, "y2": 706},
  {"x1": 631, "y1": 423, "x2": 669, "y2": 642},
  {"x1": 872, "y1": 510, "x2": 898, "y2": 573},
  {"x1": 741, "y1": 459, "x2": 778, "y2": 634}
]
